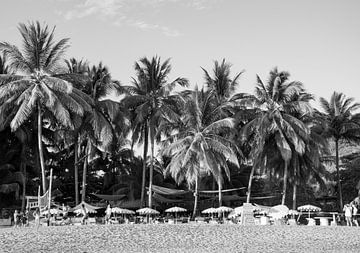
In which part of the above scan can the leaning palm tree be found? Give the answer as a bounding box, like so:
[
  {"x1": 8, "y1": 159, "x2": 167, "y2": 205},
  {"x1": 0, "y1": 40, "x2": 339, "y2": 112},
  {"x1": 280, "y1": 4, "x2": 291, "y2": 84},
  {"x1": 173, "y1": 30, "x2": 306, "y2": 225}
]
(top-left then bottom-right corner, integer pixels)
[
  {"x1": 162, "y1": 88, "x2": 239, "y2": 213},
  {"x1": 0, "y1": 21, "x2": 93, "y2": 193},
  {"x1": 319, "y1": 92, "x2": 360, "y2": 210},
  {"x1": 240, "y1": 68, "x2": 312, "y2": 205},
  {"x1": 124, "y1": 56, "x2": 188, "y2": 208}
]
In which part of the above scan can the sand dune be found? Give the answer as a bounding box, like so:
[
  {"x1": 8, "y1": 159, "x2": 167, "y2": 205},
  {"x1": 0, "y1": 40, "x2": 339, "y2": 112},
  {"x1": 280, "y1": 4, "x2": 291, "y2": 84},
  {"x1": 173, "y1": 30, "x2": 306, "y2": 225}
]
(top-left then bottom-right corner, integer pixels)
[{"x1": 1, "y1": 224, "x2": 360, "y2": 252}]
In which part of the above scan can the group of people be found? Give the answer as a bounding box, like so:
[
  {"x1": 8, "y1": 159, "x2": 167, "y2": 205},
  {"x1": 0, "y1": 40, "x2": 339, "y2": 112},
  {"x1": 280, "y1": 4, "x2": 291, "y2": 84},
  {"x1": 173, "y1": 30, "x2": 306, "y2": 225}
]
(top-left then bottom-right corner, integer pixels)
[
  {"x1": 13, "y1": 208, "x2": 41, "y2": 229},
  {"x1": 343, "y1": 201, "x2": 359, "y2": 226}
]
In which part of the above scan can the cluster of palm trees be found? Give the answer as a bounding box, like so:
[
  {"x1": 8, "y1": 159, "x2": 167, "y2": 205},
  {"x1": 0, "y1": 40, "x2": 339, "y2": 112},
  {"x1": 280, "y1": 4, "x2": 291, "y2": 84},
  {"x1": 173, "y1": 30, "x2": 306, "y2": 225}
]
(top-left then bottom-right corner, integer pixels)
[{"x1": 1, "y1": 21, "x2": 359, "y2": 214}]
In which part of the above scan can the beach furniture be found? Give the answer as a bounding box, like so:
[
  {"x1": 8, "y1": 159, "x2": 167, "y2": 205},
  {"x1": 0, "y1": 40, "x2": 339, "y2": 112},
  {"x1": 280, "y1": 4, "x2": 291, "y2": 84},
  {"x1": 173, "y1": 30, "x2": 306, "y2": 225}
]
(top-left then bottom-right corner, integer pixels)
[
  {"x1": 314, "y1": 216, "x2": 331, "y2": 226},
  {"x1": 260, "y1": 216, "x2": 270, "y2": 225},
  {"x1": 306, "y1": 218, "x2": 316, "y2": 226}
]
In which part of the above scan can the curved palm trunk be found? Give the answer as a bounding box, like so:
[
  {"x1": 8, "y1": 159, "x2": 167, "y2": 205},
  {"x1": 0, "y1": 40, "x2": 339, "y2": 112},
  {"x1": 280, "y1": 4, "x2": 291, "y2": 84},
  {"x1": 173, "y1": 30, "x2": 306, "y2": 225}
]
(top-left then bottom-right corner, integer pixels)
[
  {"x1": 140, "y1": 124, "x2": 149, "y2": 208},
  {"x1": 246, "y1": 166, "x2": 255, "y2": 203},
  {"x1": 335, "y1": 139, "x2": 343, "y2": 210},
  {"x1": 148, "y1": 125, "x2": 155, "y2": 208},
  {"x1": 74, "y1": 134, "x2": 80, "y2": 205},
  {"x1": 192, "y1": 176, "x2": 199, "y2": 219},
  {"x1": 81, "y1": 139, "x2": 90, "y2": 202},
  {"x1": 281, "y1": 162, "x2": 289, "y2": 205},
  {"x1": 218, "y1": 177, "x2": 222, "y2": 207},
  {"x1": 37, "y1": 103, "x2": 47, "y2": 193}
]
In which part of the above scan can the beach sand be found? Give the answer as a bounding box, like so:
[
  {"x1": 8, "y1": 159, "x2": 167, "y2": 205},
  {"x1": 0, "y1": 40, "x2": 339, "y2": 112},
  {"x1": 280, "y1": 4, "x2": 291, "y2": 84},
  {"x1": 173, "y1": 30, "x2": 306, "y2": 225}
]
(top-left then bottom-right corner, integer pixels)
[{"x1": 1, "y1": 224, "x2": 360, "y2": 252}]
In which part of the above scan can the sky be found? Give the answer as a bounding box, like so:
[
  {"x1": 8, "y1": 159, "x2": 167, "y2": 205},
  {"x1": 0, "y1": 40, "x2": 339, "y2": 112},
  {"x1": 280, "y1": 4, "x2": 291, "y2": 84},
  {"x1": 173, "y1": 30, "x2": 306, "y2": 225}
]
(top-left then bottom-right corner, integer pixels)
[{"x1": 1, "y1": 0, "x2": 360, "y2": 107}]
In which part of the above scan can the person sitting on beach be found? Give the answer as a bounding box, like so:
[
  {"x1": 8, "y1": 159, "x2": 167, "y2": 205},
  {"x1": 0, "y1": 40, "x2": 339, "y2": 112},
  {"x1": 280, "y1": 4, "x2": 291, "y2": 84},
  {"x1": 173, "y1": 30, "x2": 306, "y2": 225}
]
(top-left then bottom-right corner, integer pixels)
[
  {"x1": 343, "y1": 203, "x2": 353, "y2": 226},
  {"x1": 351, "y1": 202, "x2": 359, "y2": 227},
  {"x1": 13, "y1": 210, "x2": 19, "y2": 228},
  {"x1": 105, "y1": 203, "x2": 112, "y2": 224},
  {"x1": 81, "y1": 204, "x2": 88, "y2": 225}
]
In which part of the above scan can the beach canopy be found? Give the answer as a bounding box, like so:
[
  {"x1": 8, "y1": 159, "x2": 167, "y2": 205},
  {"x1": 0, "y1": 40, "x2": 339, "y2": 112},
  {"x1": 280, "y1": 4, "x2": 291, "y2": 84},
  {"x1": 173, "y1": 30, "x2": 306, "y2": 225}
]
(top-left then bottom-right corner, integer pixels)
[
  {"x1": 201, "y1": 207, "x2": 217, "y2": 214},
  {"x1": 268, "y1": 205, "x2": 289, "y2": 219},
  {"x1": 165, "y1": 206, "x2": 187, "y2": 213},
  {"x1": 136, "y1": 207, "x2": 160, "y2": 215},
  {"x1": 288, "y1": 209, "x2": 299, "y2": 215},
  {"x1": 216, "y1": 206, "x2": 234, "y2": 213},
  {"x1": 297, "y1": 204, "x2": 321, "y2": 212},
  {"x1": 234, "y1": 204, "x2": 257, "y2": 215},
  {"x1": 70, "y1": 201, "x2": 102, "y2": 214},
  {"x1": 111, "y1": 207, "x2": 135, "y2": 215}
]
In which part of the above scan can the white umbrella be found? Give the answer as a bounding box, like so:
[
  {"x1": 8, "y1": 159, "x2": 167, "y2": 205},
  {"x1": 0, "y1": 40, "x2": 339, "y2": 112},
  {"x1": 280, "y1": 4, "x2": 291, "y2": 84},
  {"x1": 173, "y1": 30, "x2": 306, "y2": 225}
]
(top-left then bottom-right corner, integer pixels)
[
  {"x1": 41, "y1": 208, "x2": 60, "y2": 215},
  {"x1": 112, "y1": 207, "x2": 135, "y2": 215},
  {"x1": 165, "y1": 206, "x2": 187, "y2": 223},
  {"x1": 165, "y1": 206, "x2": 187, "y2": 213},
  {"x1": 268, "y1": 205, "x2": 289, "y2": 219},
  {"x1": 136, "y1": 207, "x2": 160, "y2": 215},
  {"x1": 216, "y1": 206, "x2": 234, "y2": 213},
  {"x1": 297, "y1": 204, "x2": 321, "y2": 218},
  {"x1": 234, "y1": 204, "x2": 257, "y2": 216},
  {"x1": 201, "y1": 207, "x2": 217, "y2": 214}
]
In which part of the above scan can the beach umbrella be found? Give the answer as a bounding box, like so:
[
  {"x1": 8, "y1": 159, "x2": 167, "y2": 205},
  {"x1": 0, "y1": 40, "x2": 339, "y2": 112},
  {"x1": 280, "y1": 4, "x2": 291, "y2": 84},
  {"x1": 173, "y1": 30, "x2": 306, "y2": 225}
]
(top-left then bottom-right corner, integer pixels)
[
  {"x1": 165, "y1": 206, "x2": 187, "y2": 223},
  {"x1": 136, "y1": 208, "x2": 160, "y2": 215},
  {"x1": 136, "y1": 208, "x2": 160, "y2": 223},
  {"x1": 111, "y1": 207, "x2": 135, "y2": 215},
  {"x1": 297, "y1": 204, "x2": 321, "y2": 218},
  {"x1": 41, "y1": 208, "x2": 60, "y2": 215},
  {"x1": 216, "y1": 206, "x2": 234, "y2": 220},
  {"x1": 201, "y1": 207, "x2": 217, "y2": 214},
  {"x1": 234, "y1": 204, "x2": 257, "y2": 216},
  {"x1": 268, "y1": 205, "x2": 289, "y2": 219},
  {"x1": 70, "y1": 201, "x2": 102, "y2": 214}
]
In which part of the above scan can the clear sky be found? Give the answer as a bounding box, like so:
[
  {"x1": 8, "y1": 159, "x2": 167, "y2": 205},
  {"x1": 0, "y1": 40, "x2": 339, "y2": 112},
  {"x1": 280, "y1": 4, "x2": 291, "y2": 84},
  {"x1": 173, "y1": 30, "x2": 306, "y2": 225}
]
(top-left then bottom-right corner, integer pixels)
[{"x1": 1, "y1": 0, "x2": 360, "y2": 106}]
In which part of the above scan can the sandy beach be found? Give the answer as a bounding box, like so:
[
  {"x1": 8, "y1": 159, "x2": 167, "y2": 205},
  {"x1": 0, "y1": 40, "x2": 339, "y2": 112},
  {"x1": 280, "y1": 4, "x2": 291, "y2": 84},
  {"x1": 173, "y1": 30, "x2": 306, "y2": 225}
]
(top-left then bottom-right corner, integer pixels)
[{"x1": 1, "y1": 224, "x2": 360, "y2": 252}]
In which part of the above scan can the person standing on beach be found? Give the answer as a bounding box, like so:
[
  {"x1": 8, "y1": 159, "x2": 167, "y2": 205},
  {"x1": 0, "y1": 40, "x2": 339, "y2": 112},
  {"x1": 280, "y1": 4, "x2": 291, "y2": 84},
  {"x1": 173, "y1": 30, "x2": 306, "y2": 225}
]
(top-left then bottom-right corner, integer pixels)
[
  {"x1": 105, "y1": 203, "x2": 112, "y2": 224},
  {"x1": 351, "y1": 202, "x2": 359, "y2": 227},
  {"x1": 33, "y1": 208, "x2": 41, "y2": 230},
  {"x1": 81, "y1": 204, "x2": 88, "y2": 225},
  {"x1": 13, "y1": 210, "x2": 19, "y2": 228},
  {"x1": 343, "y1": 204, "x2": 353, "y2": 226}
]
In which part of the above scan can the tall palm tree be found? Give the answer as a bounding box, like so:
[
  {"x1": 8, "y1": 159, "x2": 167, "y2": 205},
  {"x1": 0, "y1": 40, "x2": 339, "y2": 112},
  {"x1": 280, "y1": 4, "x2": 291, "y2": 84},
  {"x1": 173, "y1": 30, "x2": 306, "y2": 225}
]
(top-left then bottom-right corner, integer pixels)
[
  {"x1": 79, "y1": 62, "x2": 128, "y2": 202},
  {"x1": 0, "y1": 21, "x2": 93, "y2": 193},
  {"x1": 202, "y1": 59, "x2": 244, "y2": 108},
  {"x1": 162, "y1": 88, "x2": 239, "y2": 213},
  {"x1": 240, "y1": 68, "x2": 312, "y2": 205},
  {"x1": 124, "y1": 56, "x2": 188, "y2": 208},
  {"x1": 319, "y1": 92, "x2": 360, "y2": 209},
  {"x1": 0, "y1": 54, "x2": 11, "y2": 74}
]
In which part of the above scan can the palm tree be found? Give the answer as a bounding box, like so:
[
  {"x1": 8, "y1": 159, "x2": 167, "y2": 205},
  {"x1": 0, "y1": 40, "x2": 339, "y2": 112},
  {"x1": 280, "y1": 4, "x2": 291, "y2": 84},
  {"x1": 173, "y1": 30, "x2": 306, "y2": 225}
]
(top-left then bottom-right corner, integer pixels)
[
  {"x1": 0, "y1": 54, "x2": 11, "y2": 74},
  {"x1": 162, "y1": 88, "x2": 239, "y2": 213},
  {"x1": 240, "y1": 68, "x2": 312, "y2": 205},
  {"x1": 124, "y1": 56, "x2": 188, "y2": 208},
  {"x1": 202, "y1": 59, "x2": 244, "y2": 108},
  {"x1": 79, "y1": 62, "x2": 128, "y2": 202},
  {"x1": 319, "y1": 92, "x2": 360, "y2": 210},
  {"x1": 0, "y1": 21, "x2": 93, "y2": 193}
]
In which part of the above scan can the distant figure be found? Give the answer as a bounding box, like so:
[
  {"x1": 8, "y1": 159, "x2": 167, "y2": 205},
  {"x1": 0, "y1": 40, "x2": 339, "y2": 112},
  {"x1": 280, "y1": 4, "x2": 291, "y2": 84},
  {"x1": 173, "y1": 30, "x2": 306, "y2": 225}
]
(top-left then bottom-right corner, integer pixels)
[
  {"x1": 351, "y1": 202, "x2": 359, "y2": 227},
  {"x1": 33, "y1": 208, "x2": 41, "y2": 230},
  {"x1": 105, "y1": 204, "x2": 112, "y2": 224},
  {"x1": 13, "y1": 210, "x2": 19, "y2": 228},
  {"x1": 81, "y1": 204, "x2": 88, "y2": 225},
  {"x1": 343, "y1": 204, "x2": 353, "y2": 226},
  {"x1": 23, "y1": 209, "x2": 29, "y2": 227}
]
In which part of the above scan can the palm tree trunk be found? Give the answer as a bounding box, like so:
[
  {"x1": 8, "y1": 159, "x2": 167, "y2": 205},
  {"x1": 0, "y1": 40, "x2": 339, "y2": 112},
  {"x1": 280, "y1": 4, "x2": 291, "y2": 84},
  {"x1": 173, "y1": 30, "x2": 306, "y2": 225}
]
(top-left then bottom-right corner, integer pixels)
[
  {"x1": 281, "y1": 162, "x2": 289, "y2": 205},
  {"x1": 246, "y1": 166, "x2": 255, "y2": 203},
  {"x1": 192, "y1": 176, "x2": 199, "y2": 219},
  {"x1": 20, "y1": 145, "x2": 26, "y2": 211},
  {"x1": 81, "y1": 139, "x2": 90, "y2": 202},
  {"x1": 148, "y1": 125, "x2": 155, "y2": 208},
  {"x1": 292, "y1": 166, "x2": 297, "y2": 210},
  {"x1": 37, "y1": 103, "x2": 47, "y2": 193},
  {"x1": 74, "y1": 134, "x2": 80, "y2": 205},
  {"x1": 140, "y1": 124, "x2": 149, "y2": 208},
  {"x1": 218, "y1": 177, "x2": 222, "y2": 207},
  {"x1": 335, "y1": 139, "x2": 343, "y2": 210}
]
